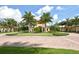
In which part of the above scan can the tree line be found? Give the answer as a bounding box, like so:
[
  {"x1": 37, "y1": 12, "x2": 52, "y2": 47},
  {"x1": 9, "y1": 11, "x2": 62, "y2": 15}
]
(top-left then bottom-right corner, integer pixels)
[
  {"x1": 0, "y1": 11, "x2": 79, "y2": 33},
  {"x1": 0, "y1": 11, "x2": 53, "y2": 32},
  {"x1": 59, "y1": 16, "x2": 79, "y2": 32}
]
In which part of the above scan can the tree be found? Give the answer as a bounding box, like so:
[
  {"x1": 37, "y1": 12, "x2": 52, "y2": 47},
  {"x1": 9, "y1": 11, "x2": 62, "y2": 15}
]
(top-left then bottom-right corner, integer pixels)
[
  {"x1": 73, "y1": 16, "x2": 79, "y2": 32},
  {"x1": 65, "y1": 18, "x2": 70, "y2": 31},
  {"x1": 58, "y1": 16, "x2": 79, "y2": 32},
  {"x1": 22, "y1": 11, "x2": 36, "y2": 32},
  {"x1": 40, "y1": 12, "x2": 52, "y2": 32},
  {"x1": 73, "y1": 16, "x2": 79, "y2": 25},
  {"x1": 0, "y1": 20, "x2": 7, "y2": 32},
  {"x1": 18, "y1": 21, "x2": 29, "y2": 32},
  {"x1": 4, "y1": 18, "x2": 17, "y2": 32}
]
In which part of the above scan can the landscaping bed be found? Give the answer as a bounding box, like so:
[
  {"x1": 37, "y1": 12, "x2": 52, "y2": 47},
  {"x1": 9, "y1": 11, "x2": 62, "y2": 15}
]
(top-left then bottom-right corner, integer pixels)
[
  {"x1": 52, "y1": 32, "x2": 69, "y2": 36},
  {"x1": 6, "y1": 32, "x2": 53, "y2": 36},
  {"x1": 5, "y1": 32, "x2": 69, "y2": 36}
]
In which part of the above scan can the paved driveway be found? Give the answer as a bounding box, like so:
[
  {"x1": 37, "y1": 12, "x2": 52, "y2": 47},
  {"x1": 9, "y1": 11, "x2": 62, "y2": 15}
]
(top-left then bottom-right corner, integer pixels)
[{"x1": 0, "y1": 33, "x2": 79, "y2": 50}]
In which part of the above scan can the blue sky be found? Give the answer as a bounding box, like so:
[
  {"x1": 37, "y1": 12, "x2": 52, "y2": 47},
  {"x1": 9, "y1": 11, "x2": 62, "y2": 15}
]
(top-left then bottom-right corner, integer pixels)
[{"x1": 0, "y1": 5, "x2": 79, "y2": 23}]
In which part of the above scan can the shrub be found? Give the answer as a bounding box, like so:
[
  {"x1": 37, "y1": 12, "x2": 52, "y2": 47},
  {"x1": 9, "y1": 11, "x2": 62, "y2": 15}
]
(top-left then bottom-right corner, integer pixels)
[
  {"x1": 34, "y1": 26, "x2": 42, "y2": 33},
  {"x1": 52, "y1": 32, "x2": 69, "y2": 36},
  {"x1": 18, "y1": 26, "x2": 29, "y2": 32},
  {"x1": 50, "y1": 26, "x2": 60, "y2": 32},
  {"x1": 6, "y1": 33, "x2": 18, "y2": 36}
]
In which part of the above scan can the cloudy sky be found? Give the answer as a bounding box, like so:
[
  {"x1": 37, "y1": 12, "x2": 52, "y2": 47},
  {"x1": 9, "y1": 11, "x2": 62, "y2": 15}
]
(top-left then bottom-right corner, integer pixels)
[{"x1": 0, "y1": 5, "x2": 79, "y2": 23}]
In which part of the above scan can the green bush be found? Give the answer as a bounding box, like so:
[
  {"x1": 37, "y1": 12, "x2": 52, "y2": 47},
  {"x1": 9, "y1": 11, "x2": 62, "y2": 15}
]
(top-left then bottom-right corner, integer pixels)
[
  {"x1": 20, "y1": 30, "x2": 29, "y2": 33},
  {"x1": 18, "y1": 26, "x2": 29, "y2": 32},
  {"x1": 6, "y1": 33, "x2": 18, "y2": 36},
  {"x1": 34, "y1": 26, "x2": 42, "y2": 33},
  {"x1": 52, "y1": 32, "x2": 69, "y2": 36},
  {"x1": 50, "y1": 26, "x2": 60, "y2": 32}
]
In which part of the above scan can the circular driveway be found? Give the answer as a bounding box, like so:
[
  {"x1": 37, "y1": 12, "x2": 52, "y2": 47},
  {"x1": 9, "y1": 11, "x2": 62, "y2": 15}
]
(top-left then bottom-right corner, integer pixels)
[{"x1": 0, "y1": 33, "x2": 79, "y2": 50}]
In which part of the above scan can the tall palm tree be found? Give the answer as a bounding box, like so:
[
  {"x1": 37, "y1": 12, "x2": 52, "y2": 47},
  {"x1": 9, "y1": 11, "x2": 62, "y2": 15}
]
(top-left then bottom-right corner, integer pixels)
[
  {"x1": 66, "y1": 18, "x2": 69, "y2": 31},
  {"x1": 40, "y1": 12, "x2": 52, "y2": 32},
  {"x1": 22, "y1": 11, "x2": 36, "y2": 32}
]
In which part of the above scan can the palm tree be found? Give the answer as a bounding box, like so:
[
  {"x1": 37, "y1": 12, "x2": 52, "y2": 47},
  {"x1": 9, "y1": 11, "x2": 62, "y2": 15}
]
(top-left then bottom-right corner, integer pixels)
[
  {"x1": 40, "y1": 12, "x2": 52, "y2": 32},
  {"x1": 22, "y1": 11, "x2": 36, "y2": 32},
  {"x1": 73, "y1": 16, "x2": 79, "y2": 32},
  {"x1": 4, "y1": 18, "x2": 17, "y2": 32},
  {"x1": 74, "y1": 16, "x2": 79, "y2": 25},
  {"x1": 0, "y1": 21, "x2": 7, "y2": 32},
  {"x1": 18, "y1": 20, "x2": 28, "y2": 32},
  {"x1": 65, "y1": 18, "x2": 70, "y2": 32}
]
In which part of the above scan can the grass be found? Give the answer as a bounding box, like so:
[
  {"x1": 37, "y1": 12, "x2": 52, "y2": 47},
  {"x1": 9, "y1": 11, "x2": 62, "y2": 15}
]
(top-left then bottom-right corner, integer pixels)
[
  {"x1": 17, "y1": 32, "x2": 53, "y2": 36},
  {"x1": 5, "y1": 32, "x2": 69, "y2": 36},
  {"x1": 52, "y1": 32, "x2": 69, "y2": 36},
  {"x1": 0, "y1": 46, "x2": 79, "y2": 54},
  {"x1": 6, "y1": 32, "x2": 18, "y2": 36},
  {"x1": 0, "y1": 32, "x2": 18, "y2": 34},
  {"x1": 6, "y1": 32, "x2": 53, "y2": 36}
]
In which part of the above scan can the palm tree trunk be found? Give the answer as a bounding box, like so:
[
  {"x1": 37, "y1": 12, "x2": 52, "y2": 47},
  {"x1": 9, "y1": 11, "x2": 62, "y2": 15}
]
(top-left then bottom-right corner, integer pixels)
[
  {"x1": 44, "y1": 23, "x2": 47, "y2": 32},
  {"x1": 41, "y1": 27, "x2": 44, "y2": 32},
  {"x1": 28, "y1": 24, "x2": 32, "y2": 32},
  {"x1": 3, "y1": 27, "x2": 5, "y2": 32},
  {"x1": 75, "y1": 25, "x2": 77, "y2": 32},
  {"x1": 10, "y1": 27, "x2": 12, "y2": 32}
]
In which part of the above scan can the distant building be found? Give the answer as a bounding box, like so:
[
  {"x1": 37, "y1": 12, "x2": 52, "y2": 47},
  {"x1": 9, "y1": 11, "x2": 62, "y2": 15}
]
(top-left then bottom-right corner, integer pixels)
[
  {"x1": 59, "y1": 25, "x2": 79, "y2": 32},
  {"x1": 34, "y1": 21, "x2": 50, "y2": 32}
]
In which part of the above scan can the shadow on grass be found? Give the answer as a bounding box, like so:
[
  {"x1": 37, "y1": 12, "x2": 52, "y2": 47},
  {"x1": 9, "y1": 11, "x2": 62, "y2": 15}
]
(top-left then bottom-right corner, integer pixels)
[
  {"x1": 0, "y1": 41, "x2": 43, "y2": 54},
  {"x1": 0, "y1": 41, "x2": 79, "y2": 54}
]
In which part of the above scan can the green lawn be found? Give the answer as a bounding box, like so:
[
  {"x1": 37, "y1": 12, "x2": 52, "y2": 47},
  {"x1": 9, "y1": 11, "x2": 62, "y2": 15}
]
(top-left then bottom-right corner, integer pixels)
[
  {"x1": 52, "y1": 32, "x2": 69, "y2": 36},
  {"x1": 17, "y1": 32, "x2": 53, "y2": 36},
  {"x1": 0, "y1": 46, "x2": 79, "y2": 54},
  {"x1": 6, "y1": 32, "x2": 53, "y2": 36},
  {"x1": 5, "y1": 32, "x2": 69, "y2": 36},
  {"x1": 0, "y1": 32, "x2": 18, "y2": 34}
]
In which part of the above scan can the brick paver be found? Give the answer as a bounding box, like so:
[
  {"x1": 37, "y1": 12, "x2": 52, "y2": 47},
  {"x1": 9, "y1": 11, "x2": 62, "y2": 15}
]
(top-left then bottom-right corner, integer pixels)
[{"x1": 0, "y1": 33, "x2": 79, "y2": 50}]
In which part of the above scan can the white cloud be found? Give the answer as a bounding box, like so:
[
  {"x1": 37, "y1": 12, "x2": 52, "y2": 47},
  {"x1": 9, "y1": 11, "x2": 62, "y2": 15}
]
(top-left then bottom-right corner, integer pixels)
[
  {"x1": 34, "y1": 15, "x2": 41, "y2": 20},
  {"x1": 56, "y1": 6, "x2": 63, "y2": 10},
  {"x1": 34, "y1": 5, "x2": 54, "y2": 21},
  {"x1": 53, "y1": 14, "x2": 58, "y2": 20},
  {"x1": 58, "y1": 19, "x2": 66, "y2": 23},
  {"x1": 31, "y1": 12, "x2": 41, "y2": 20},
  {"x1": 0, "y1": 6, "x2": 22, "y2": 22},
  {"x1": 52, "y1": 14, "x2": 59, "y2": 24},
  {"x1": 36, "y1": 5, "x2": 54, "y2": 15},
  {"x1": 53, "y1": 14, "x2": 66, "y2": 24},
  {"x1": 62, "y1": 19, "x2": 66, "y2": 21}
]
